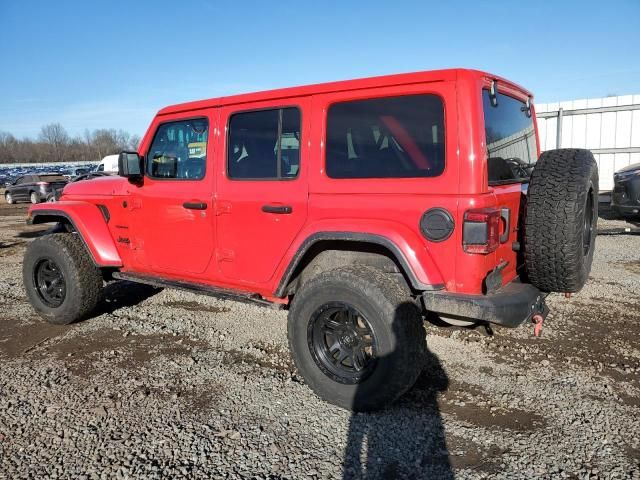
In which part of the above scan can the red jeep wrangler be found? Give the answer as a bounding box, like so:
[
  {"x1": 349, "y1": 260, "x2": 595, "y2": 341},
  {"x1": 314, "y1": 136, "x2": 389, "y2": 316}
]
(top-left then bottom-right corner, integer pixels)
[{"x1": 23, "y1": 69, "x2": 598, "y2": 411}]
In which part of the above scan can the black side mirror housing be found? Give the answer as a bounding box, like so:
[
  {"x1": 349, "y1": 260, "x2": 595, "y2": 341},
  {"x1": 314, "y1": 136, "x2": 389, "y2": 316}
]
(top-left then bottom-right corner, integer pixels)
[{"x1": 118, "y1": 151, "x2": 144, "y2": 181}]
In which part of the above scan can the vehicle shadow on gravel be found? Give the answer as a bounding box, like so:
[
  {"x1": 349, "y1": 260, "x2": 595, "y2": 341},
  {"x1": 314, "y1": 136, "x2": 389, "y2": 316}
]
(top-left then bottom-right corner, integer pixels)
[
  {"x1": 342, "y1": 304, "x2": 453, "y2": 479},
  {"x1": 95, "y1": 280, "x2": 161, "y2": 316}
]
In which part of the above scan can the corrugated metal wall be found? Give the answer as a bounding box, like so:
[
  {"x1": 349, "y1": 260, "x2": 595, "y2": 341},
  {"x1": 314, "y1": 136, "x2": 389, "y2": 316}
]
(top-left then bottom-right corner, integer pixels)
[{"x1": 536, "y1": 95, "x2": 640, "y2": 191}]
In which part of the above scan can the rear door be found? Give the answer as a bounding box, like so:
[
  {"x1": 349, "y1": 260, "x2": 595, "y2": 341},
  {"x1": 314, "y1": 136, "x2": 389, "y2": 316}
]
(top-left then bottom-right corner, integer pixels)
[
  {"x1": 482, "y1": 86, "x2": 539, "y2": 278},
  {"x1": 20, "y1": 175, "x2": 35, "y2": 200},
  {"x1": 215, "y1": 99, "x2": 310, "y2": 285}
]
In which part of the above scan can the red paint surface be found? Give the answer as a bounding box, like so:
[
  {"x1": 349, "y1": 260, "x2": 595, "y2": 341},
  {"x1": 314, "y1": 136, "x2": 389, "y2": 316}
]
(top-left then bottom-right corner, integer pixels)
[{"x1": 28, "y1": 69, "x2": 536, "y2": 300}]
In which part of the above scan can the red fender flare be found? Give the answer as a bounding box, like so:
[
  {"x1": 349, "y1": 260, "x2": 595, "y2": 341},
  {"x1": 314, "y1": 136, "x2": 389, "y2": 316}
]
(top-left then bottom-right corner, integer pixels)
[{"x1": 27, "y1": 201, "x2": 122, "y2": 267}]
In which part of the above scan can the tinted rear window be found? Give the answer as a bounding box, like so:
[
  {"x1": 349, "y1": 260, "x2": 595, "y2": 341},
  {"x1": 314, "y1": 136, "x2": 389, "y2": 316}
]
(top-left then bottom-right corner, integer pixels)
[
  {"x1": 483, "y1": 90, "x2": 537, "y2": 185},
  {"x1": 326, "y1": 94, "x2": 445, "y2": 179}
]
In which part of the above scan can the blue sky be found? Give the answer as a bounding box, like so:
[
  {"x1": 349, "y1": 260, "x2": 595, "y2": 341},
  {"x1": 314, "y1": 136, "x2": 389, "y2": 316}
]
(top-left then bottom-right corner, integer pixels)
[{"x1": 1, "y1": 0, "x2": 639, "y2": 138}]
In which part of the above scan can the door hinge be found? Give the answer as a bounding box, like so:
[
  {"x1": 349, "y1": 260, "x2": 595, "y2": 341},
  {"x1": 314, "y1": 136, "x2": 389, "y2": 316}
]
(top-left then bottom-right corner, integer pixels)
[{"x1": 216, "y1": 248, "x2": 235, "y2": 262}]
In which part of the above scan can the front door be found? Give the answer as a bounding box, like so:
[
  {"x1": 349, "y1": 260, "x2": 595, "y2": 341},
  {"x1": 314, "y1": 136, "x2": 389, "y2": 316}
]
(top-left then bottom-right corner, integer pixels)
[
  {"x1": 13, "y1": 176, "x2": 28, "y2": 200},
  {"x1": 131, "y1": 112, "x2": 216, "y2": 276},
  {"x1": 215, "y1": 100, "x2": 309, "y2": 285}
]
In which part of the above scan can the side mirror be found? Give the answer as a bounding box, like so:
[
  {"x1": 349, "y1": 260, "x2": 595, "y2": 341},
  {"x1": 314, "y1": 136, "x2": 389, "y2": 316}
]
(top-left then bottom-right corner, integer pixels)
[{"x1": 118, "y1": 151, "x2": 144, "y2": 180}]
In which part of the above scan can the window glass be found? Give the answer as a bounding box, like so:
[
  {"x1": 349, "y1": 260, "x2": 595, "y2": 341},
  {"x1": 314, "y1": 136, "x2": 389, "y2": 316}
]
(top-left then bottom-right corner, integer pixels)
[
  {"x1": 39, "y1": 175, "x2": 67, "y2": 182},
  {"x1": 326, "y1": 94, "x2": 445, "y2": 179},
  {"x1": 483, "y1": 90, "x2": 537, "y2": 185},
  {"x1": 15, "y1": 177, "x2": 25, "y2": 185},
  {"x1": 227, "y1": 107, "x2": 301, "y2": 180},
  {"x1": 147, "y1": 118, "x2": 208, "y2": 180}
]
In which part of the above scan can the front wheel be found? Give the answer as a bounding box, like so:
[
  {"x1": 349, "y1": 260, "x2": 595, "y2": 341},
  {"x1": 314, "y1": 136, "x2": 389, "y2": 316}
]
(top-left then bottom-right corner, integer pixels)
[
  {"x1": 287, "y1": 265, "x2": 426, "y2": 412},
  {"x1": 23, "y1": 233, "x2": 103, "y2": 324},
  {"x1": 5, "y1": 192, "x2": 14, "y2": 204}
]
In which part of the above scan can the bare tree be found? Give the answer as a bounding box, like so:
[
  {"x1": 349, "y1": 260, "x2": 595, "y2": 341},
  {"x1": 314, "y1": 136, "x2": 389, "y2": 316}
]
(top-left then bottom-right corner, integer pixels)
[
  {"x1": 129, "y1": 134, "x2": 141, "y2": 151},
  {"x1": 0, "y1": 125, "x2": 141, "y2": 164},
  {"x1": 38, "y1": 123, "x2": 69, "y2": 163}
]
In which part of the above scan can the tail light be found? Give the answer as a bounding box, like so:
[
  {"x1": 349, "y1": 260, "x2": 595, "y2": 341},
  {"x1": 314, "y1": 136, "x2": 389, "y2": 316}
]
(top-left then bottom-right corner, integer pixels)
[
  {"x1": 463, "y1": 208, "x2": 500, "y2": 254},
  {"x1": 36, "y1": 182, "x2": 49, "y2": 186}
]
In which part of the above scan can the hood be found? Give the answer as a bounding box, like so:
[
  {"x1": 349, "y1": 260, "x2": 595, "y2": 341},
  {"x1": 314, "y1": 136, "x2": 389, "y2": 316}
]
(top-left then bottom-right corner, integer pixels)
[
  {"x1": 62, "y1": 175, "x2": 130, "y2": 197},
  {"x1": 617, "y1": 162, "x2": 640, "y2": 174}
]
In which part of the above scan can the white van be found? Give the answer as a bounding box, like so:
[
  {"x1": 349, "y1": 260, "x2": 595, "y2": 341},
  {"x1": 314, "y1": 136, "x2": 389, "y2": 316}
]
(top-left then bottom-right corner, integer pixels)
[{"x1": 95, "y1": 154, "x2": 119, "y2": 174}]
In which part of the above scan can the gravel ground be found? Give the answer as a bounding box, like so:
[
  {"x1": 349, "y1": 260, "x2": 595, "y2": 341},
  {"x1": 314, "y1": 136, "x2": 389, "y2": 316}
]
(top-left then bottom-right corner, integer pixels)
[{"x1": 0, "y1": 198, "x2": 639, "y2": 479}]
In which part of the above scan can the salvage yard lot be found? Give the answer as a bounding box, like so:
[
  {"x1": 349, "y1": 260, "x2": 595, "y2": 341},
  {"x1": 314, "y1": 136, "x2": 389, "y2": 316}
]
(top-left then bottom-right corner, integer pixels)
[{"x1": 0, "y1": 199, "x2": 639, "y2": 479}]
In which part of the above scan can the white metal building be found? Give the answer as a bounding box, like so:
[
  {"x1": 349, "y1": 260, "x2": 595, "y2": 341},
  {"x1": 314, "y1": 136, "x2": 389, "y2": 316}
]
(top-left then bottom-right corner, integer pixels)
[{"x1": 535, "y1": 95, "x2": 640, "y2": 192}]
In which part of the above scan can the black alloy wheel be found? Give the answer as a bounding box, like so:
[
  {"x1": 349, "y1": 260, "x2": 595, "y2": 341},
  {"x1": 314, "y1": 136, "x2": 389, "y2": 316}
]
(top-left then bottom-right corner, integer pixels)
[
  {"x1": 308, "y1": 302, "x2": 377, "y2": 384},
  {"x1": 34, "y1": 258, "x2": 66, "y2": 307},
  {"x1": 583, "y1": 187, "x2": 595, "y2": 256}
]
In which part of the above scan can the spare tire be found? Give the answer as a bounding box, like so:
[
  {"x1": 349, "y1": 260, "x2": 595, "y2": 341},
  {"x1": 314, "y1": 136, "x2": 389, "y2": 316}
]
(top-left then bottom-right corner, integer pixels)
[{"x1": 524, "y1": 148, "x2": 598, "y2": 293}]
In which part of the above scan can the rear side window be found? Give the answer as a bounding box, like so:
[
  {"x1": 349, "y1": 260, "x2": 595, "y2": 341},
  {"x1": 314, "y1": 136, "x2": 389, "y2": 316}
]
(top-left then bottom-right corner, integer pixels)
[
  {"x1": 39, "y1": 175, "x2": 67, "y2": 182},
  {"x1": 147, "y1": 118, "x2": 208, "y2": 180},
  {"x1": 227, "y1": 107, "x2": 301, "y2": 180},
  {"x1": 326, "y1": 94, "x2": 445, "y2": 179},
  {"x1": 483, "y1": 90, "x2": 537, "y2": 185}
]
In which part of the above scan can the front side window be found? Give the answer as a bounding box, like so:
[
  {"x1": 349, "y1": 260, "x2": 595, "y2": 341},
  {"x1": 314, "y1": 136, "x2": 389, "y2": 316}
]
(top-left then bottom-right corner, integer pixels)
[
  {"x1": 227, "y1": 107, "x2": 300, "y2": 180},
  {"x1": 147, "y1": 118, "x2": 208, "y2": 180},
  {"x1": 483, "y1": 90, "x2": 537, "y2": 185},
  {"x1": 326, "y1": 94, "x2": 445, "y2": 179}
]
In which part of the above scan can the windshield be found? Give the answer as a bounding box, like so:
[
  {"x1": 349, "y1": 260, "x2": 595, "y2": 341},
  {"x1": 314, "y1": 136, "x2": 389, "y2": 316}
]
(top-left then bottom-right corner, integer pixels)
[{"x1": 483, "y1": 89, "x2": 537, "y2": 185}]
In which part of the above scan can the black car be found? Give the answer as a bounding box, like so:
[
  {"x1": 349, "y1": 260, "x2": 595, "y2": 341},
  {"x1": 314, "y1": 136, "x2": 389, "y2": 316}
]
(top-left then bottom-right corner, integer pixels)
[
  {"x1": 612, "y1": 162, "x2": 640, "y2": 218},
  {"x1": 4, "y1": 173, "x2": 68, "y2": 204}
]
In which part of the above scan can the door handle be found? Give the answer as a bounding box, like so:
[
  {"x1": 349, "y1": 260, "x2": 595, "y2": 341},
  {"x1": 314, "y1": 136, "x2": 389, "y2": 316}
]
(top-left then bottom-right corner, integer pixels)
[
  {"x1": 262, "y1": 204, "x2": 293, "y2": 214},
  {"x1": 183, "y1": 201, "x2": 208, "y2": 210}
]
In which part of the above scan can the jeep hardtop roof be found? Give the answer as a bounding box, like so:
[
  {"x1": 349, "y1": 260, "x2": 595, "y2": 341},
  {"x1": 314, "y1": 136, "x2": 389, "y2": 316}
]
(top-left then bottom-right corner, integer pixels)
[{"x1": 157, "y1": 68, "x2": 533, "y2": 116}]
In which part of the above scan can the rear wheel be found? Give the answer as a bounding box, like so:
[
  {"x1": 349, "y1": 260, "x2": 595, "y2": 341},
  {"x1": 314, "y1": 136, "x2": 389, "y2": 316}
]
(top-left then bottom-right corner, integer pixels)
[
  {"x1": 30, "y1": 191, "x2": 40, "y2": 204},
  {"x1": 23, "y1": 233, "x2": 103, "y2": 324},
  {"x1": 5, "y1": 192, "x2": 14, "y2": 204},
  {"x1": 287, "y1": 265, "x2": 425, "y2": 411},
  {"x1": 524, "y1": 148, "x2": 598, "y2": 292}
]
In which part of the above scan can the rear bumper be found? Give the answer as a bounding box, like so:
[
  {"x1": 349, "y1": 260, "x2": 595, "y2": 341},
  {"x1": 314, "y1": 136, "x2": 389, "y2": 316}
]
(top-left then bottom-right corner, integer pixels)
[{"x1": 421, "y1": 279, "x2": 548, "y2": 328}]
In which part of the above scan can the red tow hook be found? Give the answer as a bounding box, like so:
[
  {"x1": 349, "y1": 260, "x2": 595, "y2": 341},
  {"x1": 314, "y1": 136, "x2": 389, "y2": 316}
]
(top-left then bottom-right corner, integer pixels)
[{"x1": 532, "y1": 314, "x2": 544, "y2": 337}]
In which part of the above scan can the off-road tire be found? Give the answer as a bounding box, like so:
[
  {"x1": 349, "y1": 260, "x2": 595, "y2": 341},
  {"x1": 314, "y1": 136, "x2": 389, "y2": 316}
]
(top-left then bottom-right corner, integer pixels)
[
  {"x1": 287, "y1": 265, "x2": 425, "y2": 412},
  {"x1": 30, "y1": 191, "x2": 40, "y2": 204},
  {"x1": 5, "y1": 192, "x2": 14, "y2": 204},
  {"x1": 23, "y1": 233, "x2": 103, "y2": 324},
  {"x1": 524, "y1": 148, "x2": 598, "y2": 293}
]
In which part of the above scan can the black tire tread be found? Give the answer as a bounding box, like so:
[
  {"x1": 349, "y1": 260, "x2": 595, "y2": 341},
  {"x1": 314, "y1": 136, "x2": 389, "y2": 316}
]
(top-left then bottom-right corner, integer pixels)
[
  {"x1": 287, "y1": 264, "x2": 425, "y2": 411},
  {"x1": 524, "y1": 148, "x2": 598, "y2": 292},
  {"x1": 23, "y1": 233, "x2": 103, "y2": 324}
]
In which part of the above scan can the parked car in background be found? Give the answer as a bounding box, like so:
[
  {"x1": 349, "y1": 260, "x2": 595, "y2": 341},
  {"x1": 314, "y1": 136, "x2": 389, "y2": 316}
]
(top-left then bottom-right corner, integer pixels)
[
  {"x1": 46, "y1": 171, "x2": 113, "y2": 202},
  {"x1": 612, "y1": 162, "x2": 640, "y2": 218},
  {"x1": 95, "y1": 155, "x2": 119, "y2": 174},
  {"x1": 62, "y1": 167, "x2": 91, "y2": 180},
  {"x1": 4, "y1": 173, "x2": 68, "y2": 204}
]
